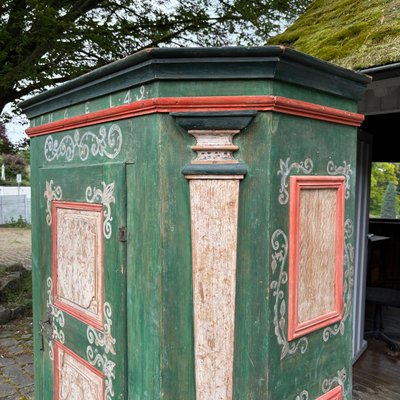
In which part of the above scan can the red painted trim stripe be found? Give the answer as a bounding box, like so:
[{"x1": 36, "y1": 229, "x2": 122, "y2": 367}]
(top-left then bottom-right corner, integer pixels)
[
  {"x1": 288, "y1": 176, "x2": 345, "y2": 341},
  {"x1": 317, "y1": 385, "x2": 342, "y2": 400},
  {"x1": 26, "y1": 95, "x2": 364, "y2": 137}
]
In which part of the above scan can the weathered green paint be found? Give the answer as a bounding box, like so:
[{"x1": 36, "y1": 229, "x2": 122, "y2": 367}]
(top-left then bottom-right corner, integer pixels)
[
  {"x1": 30, "y1": 162, "x2": 128, "y2": 399},
  {"x1": 23, "y1": 46, "x2": 369, "y2": 400},
  {"x1": 30, "y1": 78, "x2": 361, "y2": 127}
]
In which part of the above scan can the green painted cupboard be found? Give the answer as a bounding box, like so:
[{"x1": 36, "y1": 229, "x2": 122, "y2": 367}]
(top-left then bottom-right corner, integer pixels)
[{"x1": 20, "y1": 46, "x2": 371, "y2": 400}]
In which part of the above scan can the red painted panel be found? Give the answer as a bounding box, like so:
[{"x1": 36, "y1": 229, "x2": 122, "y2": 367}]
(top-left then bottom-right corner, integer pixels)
[
  {"x1": 52, "y1": 201, "x2": 104, "y2": 330},
  {"x1": 26, "y1": 95, "x2": 364, "y2": 137},
  {"x1": 288, "y1": 176, "x2": 345, "y2": 340},
  {"x1": 54, "y1": 341, "x2": 104, "y2": 400}
]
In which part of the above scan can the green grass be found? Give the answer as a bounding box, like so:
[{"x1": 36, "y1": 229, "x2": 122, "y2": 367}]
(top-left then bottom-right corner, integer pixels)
[
  {"x1": 0, "y1": 264, "x2": 32, "y2": 308},
  {"x1": 0, "y1": 216, "x2": 31, "y2": 228},
  {"x1": 268, "y1": 0, "x2": 400, "y2": 69}
]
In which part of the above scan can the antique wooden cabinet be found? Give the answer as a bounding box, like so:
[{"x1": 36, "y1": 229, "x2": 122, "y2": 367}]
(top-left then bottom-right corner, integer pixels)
[{"x1": 20, "y1": 46, "x2": 370, "y2": 399}]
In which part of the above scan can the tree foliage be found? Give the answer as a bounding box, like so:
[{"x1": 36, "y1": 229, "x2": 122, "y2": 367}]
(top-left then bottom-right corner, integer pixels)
[
  {"x1": 0, "y1": 0, "x2": 311, "y2": 118},
  {"x1": 370, "y1": 162, "x2": 400, "y2": 218},
  {"x1": 0, "y1": 122, "x2": 30, "y2": 185},
  {"x1": 0, "y1": 123, "x2": 14, "y2": 154},
  {"x1": 380, "y1": 181, "x2": 397, "y2": 219}
]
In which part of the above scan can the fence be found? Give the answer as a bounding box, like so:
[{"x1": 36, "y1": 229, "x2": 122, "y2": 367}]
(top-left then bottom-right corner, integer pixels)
[{"x1": 0, "y1": 194, "x2": 31, "y2": 224}]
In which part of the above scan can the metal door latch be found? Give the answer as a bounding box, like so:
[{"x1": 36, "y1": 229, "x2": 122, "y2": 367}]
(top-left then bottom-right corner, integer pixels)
[
  {"x1": 39, "y1": 307, "x2": 53, "y2": 352},
  {"x1": 118, "y1": 226, "x2": 127, "y2": 242}
]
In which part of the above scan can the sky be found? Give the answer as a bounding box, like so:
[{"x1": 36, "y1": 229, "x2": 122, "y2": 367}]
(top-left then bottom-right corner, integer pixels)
[
  {"x1": 6, "y1": 120, "x2": 28, "y2": 144},
  {"x1": 3, "y1": 103, "x2": 29, "y2": 144}
]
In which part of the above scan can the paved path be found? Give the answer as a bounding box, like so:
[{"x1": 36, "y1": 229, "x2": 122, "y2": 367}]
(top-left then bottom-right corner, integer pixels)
[
  {"x1": 0, "y1": 227, "x2": 34, "y2": 399},
  {"x1": 0, "y1": 315, "x2": 34, "y2": 399}
]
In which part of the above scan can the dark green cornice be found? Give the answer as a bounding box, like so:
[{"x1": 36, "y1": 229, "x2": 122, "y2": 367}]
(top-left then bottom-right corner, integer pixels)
[
  {"x1": 181, "y1": 163, "x2": 248, "y2": 176},
  {"x1": 20, "y1": 46, "x2": 371, "y2": 118},
  {"x1": 172, "y1": 110, "x2": 257, "y2": 131}
]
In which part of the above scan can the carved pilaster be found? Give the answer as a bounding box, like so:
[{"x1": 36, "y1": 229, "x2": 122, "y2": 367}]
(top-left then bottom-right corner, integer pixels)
[{"x1": 173, "y1": 111, "x2": 255, "y2": 400}]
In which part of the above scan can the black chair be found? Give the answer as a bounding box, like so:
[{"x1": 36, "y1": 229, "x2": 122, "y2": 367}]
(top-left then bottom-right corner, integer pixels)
[{"x1": 364, "y1": 234, "x2": 400, "y2": 352}]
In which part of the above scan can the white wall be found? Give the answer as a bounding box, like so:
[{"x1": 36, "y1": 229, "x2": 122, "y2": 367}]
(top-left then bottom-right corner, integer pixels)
[{"x1": 0, "y1": 186, "x2": 31, "y2": 198}]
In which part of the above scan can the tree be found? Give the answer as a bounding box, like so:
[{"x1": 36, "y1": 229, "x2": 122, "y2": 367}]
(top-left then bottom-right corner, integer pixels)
[
  {"x1": 380, "y1": 181, "x2": 398, "y2": 219},
  {"x1": 370, "y1": 162, "x2": 400, "y2": 217},
  {"x1": 0, "y1": 0, "x2": 311, "y2": 119},
  {"x1": 0, "y1": 122, "x2": 30, "y2": 185},
  {"x1": 0, "y1": 123, "x2": 15, "y2": 154}
]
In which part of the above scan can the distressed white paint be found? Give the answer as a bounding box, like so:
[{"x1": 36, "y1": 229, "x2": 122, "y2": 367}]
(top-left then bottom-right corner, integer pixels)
[
  {"x1": 189, "y1": 178, "x2": 241, "y2": 400},
  {"x1": 298, "y1": 188, "x2": 337, "y2": 323},
  {"x1": 86, "y1": 182, "x2": 115, "y2": 239},
  {"x1": 57, "y1": 346, "x2": 103, "y2": 400},
  {"x1": 277, "y1": 158, "x2": 314, "y2": 205},
  {"x1": 44, "y1": 180, "x2": 62, "y2": 225},
  {"x1": 44, "y1": 124, "x2": 122, "y2": 162},
  {"x1": 56, "y1": 208, "x2": 102, "y2": 322},
  {"x1": 270, "y1": 229, "x2": 308, "y2": 360},
  {"x1": 188, "y1": 129, "x2": 240, "y2": 164},
  {"x1": 86, "y1": 302, "x2": 116, "y2": 400}
]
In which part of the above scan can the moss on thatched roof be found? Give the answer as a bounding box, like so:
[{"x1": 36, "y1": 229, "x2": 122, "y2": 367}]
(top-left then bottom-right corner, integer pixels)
[{"x1": 268, "y1": 0, "x2": 400, "y2": 70}]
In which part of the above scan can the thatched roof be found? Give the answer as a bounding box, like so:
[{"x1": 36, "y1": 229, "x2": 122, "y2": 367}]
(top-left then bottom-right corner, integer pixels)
[{"x1": 268, "y1": 0, "x2": 400, "y2": 70}]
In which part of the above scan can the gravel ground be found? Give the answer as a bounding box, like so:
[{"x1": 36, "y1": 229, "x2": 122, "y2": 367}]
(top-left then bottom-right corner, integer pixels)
[{"x1": 0, "y1": 228, "x2": 32, "y2": 270}]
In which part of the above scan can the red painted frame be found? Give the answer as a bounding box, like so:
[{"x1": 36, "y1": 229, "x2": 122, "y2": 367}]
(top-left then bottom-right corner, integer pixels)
[
  {"x1": 52, "y1": 201, "x2": 104, "y2": 330},
  {"x1": 317, "y1": 386, "x2": 342, "y2": 400},
  {"x1": 26, "y1": 95, "x2": 365, "y2": 137},
  {"x1": 54, "y1": 341, "x2": 104, "y2": 400},
  {"x1": 288, "y1": 176, "x2": 345, "y2": 341}
]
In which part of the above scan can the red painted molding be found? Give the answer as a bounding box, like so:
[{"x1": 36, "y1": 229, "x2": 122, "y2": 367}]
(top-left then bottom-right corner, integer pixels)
[
  {"x1": 317, "y1": 386, "x2": 342, "y2": 400},
  {"x1": 26, "y1": 95, "x2": 364, "y2": 137},
  {"x1": 288, "y1": 176, "x2": 345, "y2": 341},
  {"x1": 52, "y1": 201, "x2": 104, "y2": 331},
  {"x1": 54, "y1": 341, "x2": 104, "y2": 400}
]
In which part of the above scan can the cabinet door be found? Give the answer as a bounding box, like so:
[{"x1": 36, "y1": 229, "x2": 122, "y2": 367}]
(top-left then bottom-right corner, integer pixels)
[{"x1": 34, "y1": 163, "x2": 127, "y2": 400}]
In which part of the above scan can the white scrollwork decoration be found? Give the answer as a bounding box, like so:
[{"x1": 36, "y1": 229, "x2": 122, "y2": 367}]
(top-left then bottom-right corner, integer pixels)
[
  {"x1": 44, "y1": 180, "x2": 62, "y2": 225},
  {"x1": 44, "y1": 124, "x2": 122, "y2": 163},
  {"x1": 87, "y1": 302, "x2": 116, "y2": 400},
  {"x1": 270, "y1": 229, "x2": 308, "y2": 359},
  {"x1": 278, "y1": 158, "x2": 313, "y2": 204},
  {"x1": 46, "y1": 277, "x2": 65, "y2": 360},
  {"x1": 295, "y1": 390, "x2": 309, "y2": 400},
  {"x1": 323, "y1": 219, "x2": 354, "y2": 341},
  {"x1": 86, "y1": 182, "x2": 115, "y2": 239},
  {"x1": 327, "y1": 160, "x2": 352, "y2": 199},
  {"x1": 322, "y1": 368, "x2": 347, "y2": 394}
]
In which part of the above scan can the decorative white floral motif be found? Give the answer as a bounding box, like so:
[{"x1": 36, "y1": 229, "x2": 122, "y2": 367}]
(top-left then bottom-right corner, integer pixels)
[
  {"x1": 327, "y1": 161, "x2": 352, "y2": 199},
  {"x1": 44, "y1": 124, "x2": 122, "y2": 162},
  {"x1": 46, "y1": 277, "x2": 65, "y2": 360},
  {"x1": 295, "y1": 390, "x2": 309, "y2": 400},
  {"x1": 86, "y1": 302, "x2": 116, "y2": 400},
  {"x1": 44, "y1": 180, "x2": 62, "y2": 225},
  {"x1": 278, "y1": 158, "x2": 313, "y2": 204},
  {"x1": 86, "y1": 182, "x2": 115, "y2": 239},
  {"x1": 323, "y1": 219, "x2": 354, "y2": 341},
  {"x1": 270, "y1": 229, "x2": 308, "y2": 359},
  {"x1": 322, "y1": 368, "x2": 347, "y2": 394}
]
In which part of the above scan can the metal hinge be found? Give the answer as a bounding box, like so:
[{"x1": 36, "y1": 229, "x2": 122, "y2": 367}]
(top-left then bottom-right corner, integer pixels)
[{"x1": 118, "y1": 226, "x2": 127, "y2": 242}]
